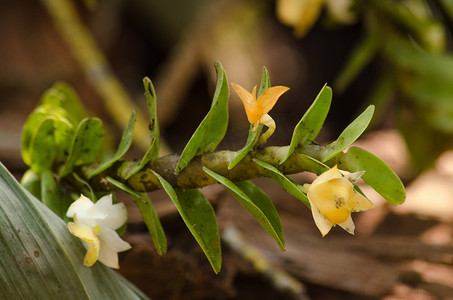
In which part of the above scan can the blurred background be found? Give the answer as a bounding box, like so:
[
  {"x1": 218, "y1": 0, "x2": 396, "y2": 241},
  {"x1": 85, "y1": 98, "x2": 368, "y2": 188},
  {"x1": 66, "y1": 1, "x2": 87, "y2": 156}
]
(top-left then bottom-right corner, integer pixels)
[{"x1": 2, "y1": 0, "x2": 453, "y2": 299}]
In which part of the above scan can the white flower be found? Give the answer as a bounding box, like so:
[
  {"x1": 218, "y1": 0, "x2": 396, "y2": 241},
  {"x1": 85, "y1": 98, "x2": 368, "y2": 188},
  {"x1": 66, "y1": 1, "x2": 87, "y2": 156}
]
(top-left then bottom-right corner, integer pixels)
[
  {"x1": 66, "y1": 194, "x2": 131, "y2": 269},
  {"x1": 303, "y1": 165, "x2": 373, "y2": 236}
]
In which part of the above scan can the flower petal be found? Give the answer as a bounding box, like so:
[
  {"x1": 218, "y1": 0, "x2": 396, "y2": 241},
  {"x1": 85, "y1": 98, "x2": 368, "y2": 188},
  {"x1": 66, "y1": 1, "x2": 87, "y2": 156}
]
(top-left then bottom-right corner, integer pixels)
[
  {"x1": 308, "y1": 177, "x2": 352, "y2": 224},
  {"x1": 99, "y1": 227, "x2": 132, "y2": 252},
  {"x1": 343, "y1": 170, "x2": 365, "y2": 185},
  {"x1": 97, "y1": 227, "x2": 131, "y2": 269},
  {"x1": 97, "y1": 244, "x2": 120, "y2": 269},
  {"x1": 309, "y1": 200, "x2": 334, "y2": 236},
  {"x1": 348, "y1": 190, "x2": 374, "y2": 212},
  {"x1": 311, "y1": 165, "x2": 343, "y2": 187},
  {"x1": 98, "y1": 202, "x2": 128, "y2": 230},
  {"x1": 338, "y1": 216, "x2": 355, "y2": 235},
  {"x1": 83, "y1": 242, "x2": 100, "y2": 267},
  {"x1": 68, "y1": 218, "x2": 97, "y2": 243},
  {"x1": 256, "y1": 86, "x2": 289, "y2": 116},
  {"x1": 231, "y1": 83, "x2": 261, "y2": 125},
  {"x1": 66, "y1": 194, "x2": 93, "y2": 218}
]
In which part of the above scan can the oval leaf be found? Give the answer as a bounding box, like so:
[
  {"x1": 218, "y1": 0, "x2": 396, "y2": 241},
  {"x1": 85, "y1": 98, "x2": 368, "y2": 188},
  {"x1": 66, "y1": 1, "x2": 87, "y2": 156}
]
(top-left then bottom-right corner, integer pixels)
[
  {"x1": 333, "y1": 147, "x2": 406, "y2": 205},
  {"x1": 203, "y1": 167, "x2": 285, "y2": 251},
  {"x1": 152, "y1": 171, "x2": 221, "y2": 273}
]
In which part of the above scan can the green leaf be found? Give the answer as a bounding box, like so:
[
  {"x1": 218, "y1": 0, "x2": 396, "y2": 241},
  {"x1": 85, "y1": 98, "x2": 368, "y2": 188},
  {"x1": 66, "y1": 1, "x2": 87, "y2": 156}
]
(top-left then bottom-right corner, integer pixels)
[
  {"x1": 258, "y1": 66, "x2": 271, "y2": 97},
  {"x1": 176, "y1": 61, "x2": 229, "y2": 174},
  {"x1": 0, "y1": 162, "x2": 148, "y2": 299},
  {"x1": 293, "y1": 152, "x2": 330, "y2": 176},
  {"x1": 41, "y1": 170, "x2": 73, "y2": 220},
  {"x1": 203, "y1": 167, "x2": 285, "y2": 251},
  {"x1": 124, "y1": 78, "x2": 160, "y2": 180},
  {"x1": 252, "y1": 158, "x2": 311, "y2": 208},
  {"x1": 280, "y1": 85, "x2": 332, "y2": 164},
  {"x1": 26, "y1": 118, "x2": 57, "y2": 174},
  {"x1": 42, "y1": 82, "x2": 87, "y2": 126},
  {"x1": 106, "y1": 177, "x2": 167, "y2": 255},
  {"x1": 228, "y1": 126, "x2": 263, "y2": 170},
  {"x1": 151, "y1": 171, "x2": 221, "y2": 273},
  {"x1": 88, "y1": 111, "x2": 136, "y2": 178},
  {"x1": 228, "y1": 66, "x2": 271, "y2": 170},
  {"x1": 320, "y1": 105, "x2": 375, "y2": 162},
  {"x1": 332, "y1": 147, "x2": 406, "y2": 205},
  {"x1": 59, "y1": 117, "x2": 104, "y2": 177},
  {"x1": 20, "y1": 169, "x2": 42, "y2": 200}
]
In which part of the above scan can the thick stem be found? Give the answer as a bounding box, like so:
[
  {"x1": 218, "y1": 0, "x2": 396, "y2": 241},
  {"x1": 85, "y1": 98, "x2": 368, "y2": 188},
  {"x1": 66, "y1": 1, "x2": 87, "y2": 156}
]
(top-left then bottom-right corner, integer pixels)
[{"x1": 81, "y1": 144, "x2": 326, "y2": 193}]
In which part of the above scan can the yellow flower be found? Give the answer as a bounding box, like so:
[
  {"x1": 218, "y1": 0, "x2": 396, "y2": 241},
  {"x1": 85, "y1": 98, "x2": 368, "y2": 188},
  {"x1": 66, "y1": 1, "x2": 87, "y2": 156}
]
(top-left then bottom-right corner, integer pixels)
[
  {"x1": 66, "y1": 194, "x2": 131, "y2": 269},
  {"x1": 276, "y1": 0, "x2": 356, "y2": 37},
  {"x1": 303, "y1": 165, "x2": 373, "y2": 236},
  {"x1": 231, "y1": 83, "x2": 289, "y2": 132}
]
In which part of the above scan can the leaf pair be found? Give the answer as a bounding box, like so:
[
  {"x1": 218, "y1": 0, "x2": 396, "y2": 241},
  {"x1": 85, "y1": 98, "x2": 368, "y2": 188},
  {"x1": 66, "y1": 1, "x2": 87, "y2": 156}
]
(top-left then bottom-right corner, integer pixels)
[{"x1": 203, "y1": 167, "x2": 285, "y2": 252}]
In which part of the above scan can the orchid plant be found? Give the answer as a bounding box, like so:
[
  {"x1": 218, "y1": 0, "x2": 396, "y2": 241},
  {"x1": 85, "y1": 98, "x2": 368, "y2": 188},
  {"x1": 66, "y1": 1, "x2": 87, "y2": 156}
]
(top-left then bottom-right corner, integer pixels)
[{"x1": 19, "y1": 62, "x2": 405, "y2": 274}]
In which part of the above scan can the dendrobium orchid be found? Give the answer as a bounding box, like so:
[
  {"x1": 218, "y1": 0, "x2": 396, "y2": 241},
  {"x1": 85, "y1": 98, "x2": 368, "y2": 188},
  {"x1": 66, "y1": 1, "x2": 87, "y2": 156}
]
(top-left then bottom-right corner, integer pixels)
[
  {"x1": 231, "y1": 82, "x2": 289, "y2": 139},
  {"x1": 66, "y1": 194, "x2": 131, "y2": 269},
  {"x1": 303, "y1": 165, "x2": 373, "y2": 236},
  {"x1": 277, "y1": 0, "x2": 356, "y2": 37}
]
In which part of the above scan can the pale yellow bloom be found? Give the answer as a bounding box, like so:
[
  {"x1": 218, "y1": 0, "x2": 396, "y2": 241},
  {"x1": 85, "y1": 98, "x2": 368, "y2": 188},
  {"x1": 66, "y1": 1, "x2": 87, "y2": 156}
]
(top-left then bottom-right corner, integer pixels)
[
  {"x1": 276, "y1": 0, "x2": 356, "y2": 37},
  {"x1": 231, "y1": 82, "x2": 289, "y2": 133},
  {"x1": 303, "y1": 165, "x2": 373, "y2": 236},
  {"x1": 67, "y1": 194, "x2": 131, "y2": 269}
]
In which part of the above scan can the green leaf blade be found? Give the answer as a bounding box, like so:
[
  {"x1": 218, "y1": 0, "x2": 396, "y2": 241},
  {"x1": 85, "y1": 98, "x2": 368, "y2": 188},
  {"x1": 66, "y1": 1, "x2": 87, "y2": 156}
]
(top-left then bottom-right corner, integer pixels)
[
  {"x1": 281, "y1": 85, "x2": 332, "y2": 164},
  {"x1": 59, "y1": 117, "x2": 104, "y2": 178},
  {"x1": 176, "y1": 61, "x2": 229, "y2": 174},
  {"x1": 88, "y1": 111, "x2": 136, "y2": 178},
  {"x1": 252, "y1": 158, "x2": 311, "y2": 208},
  {"x1": 203, "y1": 167, "x2": 285, "y2": 251},
  {"x1": 123, "y1": 78, "x2": 161, "y2": 180},
  {"x1": 0, "y1": 162, "x2": 148, "y2": 299},
  {"x1": 152, "y1": 171, "x2": 221, "y2": 273},
  {"x1": 333, "y1": 147, "x2": 406, "y2": 205},
  {"x1": 321, "y1": 105, "x2": 375, "y2": 162},
  {"x1": 106, "y1": 177, "x2": 167, "y2": 255}
]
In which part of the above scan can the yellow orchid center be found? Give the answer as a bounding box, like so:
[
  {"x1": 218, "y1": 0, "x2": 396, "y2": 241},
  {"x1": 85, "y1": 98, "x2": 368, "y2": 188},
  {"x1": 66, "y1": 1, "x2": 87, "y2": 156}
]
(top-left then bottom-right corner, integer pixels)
[
  {"x1": 304, "y1": 165, "x2": 374, "y2": 236},
  {"x1": 231, "y1": 83, "x2": 289, "y2": 131}
]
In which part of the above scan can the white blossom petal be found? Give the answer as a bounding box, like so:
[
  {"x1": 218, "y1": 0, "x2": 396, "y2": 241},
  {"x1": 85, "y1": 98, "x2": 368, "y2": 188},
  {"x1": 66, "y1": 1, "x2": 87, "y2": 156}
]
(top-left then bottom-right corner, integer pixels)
[
  {"x1": 98, "y1": 203, "x2": 128, "y2": 230},
  {"x1": 309, "y1": 200, "x2": 334, "y2": 237},
  {"x1": 338, "y1": 216, "x2": 355, "y2": 235},
  {"x1": 99, "y1": 227, "x2": 132, "y2": 252},
  {"x1": 66, "y1": 194, "x2": 93, "y2": 218}
]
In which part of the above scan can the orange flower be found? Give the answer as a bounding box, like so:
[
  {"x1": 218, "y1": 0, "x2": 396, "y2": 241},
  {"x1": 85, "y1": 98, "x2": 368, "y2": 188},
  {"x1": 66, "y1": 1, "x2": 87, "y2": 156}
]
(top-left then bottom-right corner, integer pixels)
[{"x1": 231, "y1": 83, "x2": 289, "y2": 131}]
